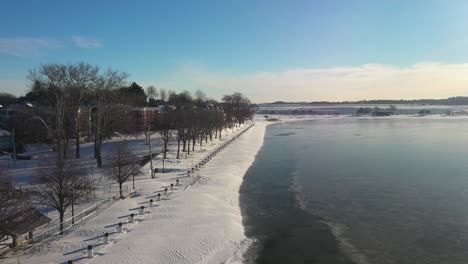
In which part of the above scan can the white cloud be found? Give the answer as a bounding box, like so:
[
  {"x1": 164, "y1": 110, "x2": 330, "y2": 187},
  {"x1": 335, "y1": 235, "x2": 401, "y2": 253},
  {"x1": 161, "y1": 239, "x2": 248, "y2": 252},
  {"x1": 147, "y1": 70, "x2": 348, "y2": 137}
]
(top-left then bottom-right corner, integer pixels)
[
  {"x1": 71, "y1": 36, "x2": 103, "y2": 49},
  {"x1": 0, "y1": 37, "x2": 61, "y2": 57},
  {"x1": 158, "y1": 62, "x2": 468, "y2": 103}
]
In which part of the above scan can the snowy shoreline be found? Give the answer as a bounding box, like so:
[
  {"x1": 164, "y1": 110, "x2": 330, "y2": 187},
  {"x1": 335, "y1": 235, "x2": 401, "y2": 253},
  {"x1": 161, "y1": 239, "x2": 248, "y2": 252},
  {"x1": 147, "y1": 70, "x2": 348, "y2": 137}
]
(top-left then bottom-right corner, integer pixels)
[{"x1": 8, "y1": 122, "x2": 267, "y2": 264}]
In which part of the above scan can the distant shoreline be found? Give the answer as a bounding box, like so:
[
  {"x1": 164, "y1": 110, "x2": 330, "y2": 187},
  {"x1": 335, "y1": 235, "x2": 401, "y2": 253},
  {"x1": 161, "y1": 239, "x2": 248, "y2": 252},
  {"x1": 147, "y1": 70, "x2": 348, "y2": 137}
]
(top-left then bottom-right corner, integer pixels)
[{"x1": 261, "y1": 96, "x2": 468, "y2": 106}]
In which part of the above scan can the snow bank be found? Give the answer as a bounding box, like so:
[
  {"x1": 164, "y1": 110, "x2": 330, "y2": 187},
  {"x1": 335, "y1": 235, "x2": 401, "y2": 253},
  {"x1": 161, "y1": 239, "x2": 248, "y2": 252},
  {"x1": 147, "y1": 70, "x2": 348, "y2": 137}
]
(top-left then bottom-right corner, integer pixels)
[{"x1": 12, "y1": 122, "x2": 267, "y2": 264}]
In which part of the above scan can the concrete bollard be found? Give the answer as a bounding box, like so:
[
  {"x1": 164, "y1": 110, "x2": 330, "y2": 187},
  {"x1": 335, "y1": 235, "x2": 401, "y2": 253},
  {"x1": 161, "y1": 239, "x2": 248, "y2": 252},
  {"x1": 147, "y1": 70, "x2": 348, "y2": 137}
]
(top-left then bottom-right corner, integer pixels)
[
  {"x1": 171, "y1": 183, "x2": 174, "y2": 191},
  {"x1": 87, "y1": 245, "x2": 94, "y2": 258},
  {"x1": 157, "y1": 193, "x2": 161, "y2": 201},
  {"x1": 149, "y1": 199, "x2": 154, "y2": 208},
  {"x1": 164, "y1": 188, "x2": 168, "y2": 196},
  {"x1": 140, "y1": 206, "x2": 145, "y2": 215},
  {"x1": 104, "y1": 232, "x2": 109, "y2": 244},
  {"x1": 176, "y1": 179, "x2": 179, "y2": 186},
  {"x1": 118, "y1": 222, "x2": 124, "y2": 233},
  {"x1": 129, "y1": 213, "x2": 135, "y2": 223}
]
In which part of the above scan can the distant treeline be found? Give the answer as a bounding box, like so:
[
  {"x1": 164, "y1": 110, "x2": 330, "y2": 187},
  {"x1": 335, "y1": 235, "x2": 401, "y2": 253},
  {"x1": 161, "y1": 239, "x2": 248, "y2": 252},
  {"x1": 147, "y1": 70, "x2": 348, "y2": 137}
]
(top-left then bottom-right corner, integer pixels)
[{"x1": 270, "y1": 96, "x2": 468, "y2": 105}]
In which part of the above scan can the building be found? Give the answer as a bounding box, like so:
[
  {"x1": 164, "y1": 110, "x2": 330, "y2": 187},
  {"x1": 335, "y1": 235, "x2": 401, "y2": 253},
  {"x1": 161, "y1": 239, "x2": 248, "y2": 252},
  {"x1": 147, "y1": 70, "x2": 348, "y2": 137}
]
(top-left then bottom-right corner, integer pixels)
[
  {"x1": 0, "y1": 207, "x2": 51, "y2": 248},
  {"x1": 77, "y1": 106, "x2": 161, "y2": 137},
  {"x1": 0, "y1": 108, "x2": 13, "y2": 130},
  {"x1": 0, "y1": 129, "x2": 12, "y2": 151},
  {"x1": 132, "y1": 107, "x2": 159, "y2": 131}
]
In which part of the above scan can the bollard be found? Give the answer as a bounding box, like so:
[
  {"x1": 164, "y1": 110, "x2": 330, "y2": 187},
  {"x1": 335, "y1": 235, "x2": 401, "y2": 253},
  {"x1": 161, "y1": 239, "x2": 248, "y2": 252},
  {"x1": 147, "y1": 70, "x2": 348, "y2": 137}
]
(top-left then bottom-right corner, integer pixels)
[
  {"x1": 140, "y1": 206, "x2": 145, "y2": 215},
  {"x1": 129, "y1": 213, "x2": 135, "y2": 223},
  {"x1": 104, "y1": 232, "x2": 109, "y2": 244},
  {"x1": 149, "y1": 199, "x2": 154, "y2": 208},
  {"x1": 171, "y1": 183, "x2": 174, "y2": 191},
  {"x1": 164, "y1": 188, "x2": 168, "y2": 196},
  {"x1": 118, "y1": 222, "x2": 124, "y2": 233},
  {"x1": 87, "y1": 245, "x2": 94, "y2": 258},
  {"x1": 176, "y1": 179, "x2": 179, "y2": 186},
  {"x1": 157, "y1": 193, "x2": 161, "y2": 201},
  {"x1": 188, "y1": 170, "x2": 191, "y2": 177}
]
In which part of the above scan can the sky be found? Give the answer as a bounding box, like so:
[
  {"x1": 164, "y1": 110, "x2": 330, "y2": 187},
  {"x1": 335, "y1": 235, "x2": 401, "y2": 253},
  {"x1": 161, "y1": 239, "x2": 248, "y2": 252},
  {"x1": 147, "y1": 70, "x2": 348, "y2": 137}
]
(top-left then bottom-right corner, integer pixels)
[{"x1": 2, "y1": 0, "x2": 468, "y2": 103}]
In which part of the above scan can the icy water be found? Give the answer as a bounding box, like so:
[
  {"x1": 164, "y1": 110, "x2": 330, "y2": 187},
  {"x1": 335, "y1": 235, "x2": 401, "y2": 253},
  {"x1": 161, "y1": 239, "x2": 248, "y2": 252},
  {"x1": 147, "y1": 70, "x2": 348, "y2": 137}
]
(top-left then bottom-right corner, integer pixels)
[{"x1": 240, "y1": 118, "x2": 468, "y2": 264}]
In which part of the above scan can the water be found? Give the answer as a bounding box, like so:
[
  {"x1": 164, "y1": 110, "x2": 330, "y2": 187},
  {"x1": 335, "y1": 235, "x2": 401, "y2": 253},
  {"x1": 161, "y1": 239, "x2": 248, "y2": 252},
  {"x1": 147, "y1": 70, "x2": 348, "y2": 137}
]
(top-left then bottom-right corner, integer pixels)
[{"x1": 241, "y1": 117, "x2": 468, "y2": 264}]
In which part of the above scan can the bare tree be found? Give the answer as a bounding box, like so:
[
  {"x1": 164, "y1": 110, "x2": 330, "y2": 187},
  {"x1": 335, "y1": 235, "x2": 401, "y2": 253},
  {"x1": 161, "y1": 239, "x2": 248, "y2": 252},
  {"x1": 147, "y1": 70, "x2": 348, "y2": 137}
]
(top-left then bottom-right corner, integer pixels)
[
  {"x1": 27, "y1": 64, "x2": 70, "y2": 164},
  {"x1": 66, "y1": 63, "x2": 99, "y2": 158},
  {"x1": 156, "y1": 112, "x2": 176, "y2": 159},
  {"x1": 104, "y1": 141, "x2": 141, "y2": 197},
  {"x1": 159, "y1": 88, "x2": 167, "y2": 103},
  {"x1": 194, "y1": 89, "x2": 206, "y2": 107},
  {"x1": 146, "y1": 85, "x2": 158, "y2": 101},
  {"x1": 92, "y1": 68, "x2": 129, "y2": 167},
  {"x1": 222, "y1": 92, "x2": 254, "y2": 126},
  {"x1": 34, "y1": 158, "x2": 92, "y2": 233}
]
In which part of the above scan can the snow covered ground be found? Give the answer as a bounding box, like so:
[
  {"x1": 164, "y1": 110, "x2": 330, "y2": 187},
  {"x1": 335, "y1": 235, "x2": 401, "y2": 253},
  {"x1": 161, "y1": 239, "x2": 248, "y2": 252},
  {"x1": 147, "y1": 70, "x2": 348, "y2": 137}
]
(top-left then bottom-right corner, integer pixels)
[{"x1": 3, "y1": 121, "x2": 267, "y2": 264}]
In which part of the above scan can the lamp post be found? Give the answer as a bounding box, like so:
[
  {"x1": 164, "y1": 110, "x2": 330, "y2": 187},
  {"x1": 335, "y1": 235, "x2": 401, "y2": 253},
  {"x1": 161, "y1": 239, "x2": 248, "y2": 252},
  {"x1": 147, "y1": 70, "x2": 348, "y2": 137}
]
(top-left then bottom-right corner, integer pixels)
[
  {"x1": 132, "y1": 173, "x2": 136, "y2": 189},
  {"x1": 71, "y1": 187, "x2": 75, "y2": 225},
  {"x1": 12, "y1": 128, "x2": 16, "y2": 169},
  {"x1": 147, "y1": 126, "x2": 154, "y2": 179}
]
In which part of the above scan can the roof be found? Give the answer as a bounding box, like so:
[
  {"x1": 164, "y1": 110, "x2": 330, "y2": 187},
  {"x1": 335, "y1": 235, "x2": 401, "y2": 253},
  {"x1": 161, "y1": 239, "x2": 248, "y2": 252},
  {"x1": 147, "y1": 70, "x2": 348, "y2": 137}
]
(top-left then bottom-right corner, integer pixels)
[
  {"x1": 0, "y1": 129, "x2": 11, "y2": 137},
  {"x1": 0, "y1": 207, "x2": 51, "y2": 237}
]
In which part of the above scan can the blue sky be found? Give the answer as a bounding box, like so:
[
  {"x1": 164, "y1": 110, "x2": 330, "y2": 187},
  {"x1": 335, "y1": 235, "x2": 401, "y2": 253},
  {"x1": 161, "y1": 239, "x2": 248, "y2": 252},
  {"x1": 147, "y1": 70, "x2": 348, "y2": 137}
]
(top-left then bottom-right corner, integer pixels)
[{"x1": 2, "y1": 0, "x2": 468, "y2": 102}]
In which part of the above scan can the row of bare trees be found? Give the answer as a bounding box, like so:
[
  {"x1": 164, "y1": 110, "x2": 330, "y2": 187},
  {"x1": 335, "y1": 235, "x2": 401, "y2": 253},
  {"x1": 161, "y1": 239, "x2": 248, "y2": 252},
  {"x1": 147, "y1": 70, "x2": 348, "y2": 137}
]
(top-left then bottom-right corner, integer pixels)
[
  {"x1": 14, "y1": 63, "x2": 129, "y2": 166},
  {"x1": 150, "y1": 90, "x2": 255, "y2": 159}
]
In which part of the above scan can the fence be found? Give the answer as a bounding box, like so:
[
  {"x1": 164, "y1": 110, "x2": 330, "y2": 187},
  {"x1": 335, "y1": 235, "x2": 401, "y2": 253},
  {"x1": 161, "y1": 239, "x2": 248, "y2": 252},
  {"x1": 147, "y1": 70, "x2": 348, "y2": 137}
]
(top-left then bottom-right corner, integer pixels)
[{"x1": 0, "y1": 187, "x2": 135, "y2": 262}]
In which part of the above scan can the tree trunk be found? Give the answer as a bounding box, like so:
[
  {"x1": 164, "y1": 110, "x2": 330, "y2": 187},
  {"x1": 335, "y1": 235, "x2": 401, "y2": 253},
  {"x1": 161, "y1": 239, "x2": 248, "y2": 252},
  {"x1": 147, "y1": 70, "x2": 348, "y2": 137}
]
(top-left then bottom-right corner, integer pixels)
[
  {"x1": 96, "y1": 136, "x2": 103, "y2": 168},
  {"x1": 187, "y1": 139, "x2": 190, "y2": 155},
  {"x1": 75, "y1": 135, "x2": 80, "y2": 158},
  {"x1": 163, "y1": 142, "x2": 168, "y2": 159},
  {"x1": 59, "y1": 212, "x2": 64, "y2": 235},
  {"x1": 192, "y1": 137, "x2": 196, "y2": 151},
  {"x1": 183, "y1": 139, "x2": 186, "y2": 152},
  {"x1": 94, "y1": 139, "x2": 98, "y2": 158},
  {"x1": 119, "y1": 182, "x2": 123, "y2": 196},
  {"x1": 63, "y1": 138, "x2": 68, "y2": 159},
  {"x1": 177, "y1": 138, "x2": 181, "y2": 159}
]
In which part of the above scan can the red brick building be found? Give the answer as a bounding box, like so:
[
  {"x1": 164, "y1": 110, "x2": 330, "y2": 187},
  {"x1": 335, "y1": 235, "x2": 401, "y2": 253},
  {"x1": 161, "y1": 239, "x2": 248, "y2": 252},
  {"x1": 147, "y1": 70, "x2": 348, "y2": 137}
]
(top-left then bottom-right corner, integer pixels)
[{"x1": 131, "y1": 107, "x2": 159, "y2": 131}]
